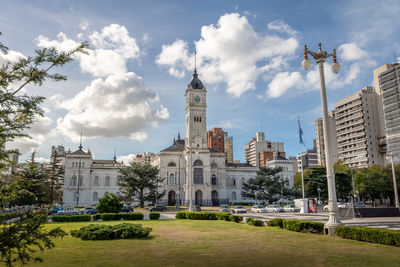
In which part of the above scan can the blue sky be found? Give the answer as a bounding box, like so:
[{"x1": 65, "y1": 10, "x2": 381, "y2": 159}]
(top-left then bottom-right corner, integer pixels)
[{"x1": 1, "y1": 0, "x2": 400, "y2": 163}]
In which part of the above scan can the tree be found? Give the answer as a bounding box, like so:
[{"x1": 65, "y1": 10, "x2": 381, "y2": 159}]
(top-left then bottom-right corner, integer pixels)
[
  {"x1": 96, "y1": 193, "x2": 123, "y2": 213},
  {"x1": 0, "y1": 34, "x2": 88, "y2": 266},
  {"x1": 304, "y1": 166, "x2": 328, "y2": 200},
  {"x1": 241, "y1": 167, "x2": 298, "y2": 204},
  {"x1": 44, "y1": 150, "x2": 65, "y2": 204},
  {"x1": 118, "y1": 163, "x2": 165, "y2": 208},
  {"x1": 333, "y1": 162, "x2": 352, "y2": 201}
]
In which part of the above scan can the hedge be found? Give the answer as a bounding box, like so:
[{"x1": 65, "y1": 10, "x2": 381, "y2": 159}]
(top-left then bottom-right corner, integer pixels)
[
  {"x1": 335, "y1": 225, "x2": 400, "y2": 247},
  {"x1": 70, "y1": 223, "x2": 151, "y2": 240},
  {"x1": 175, "y1": 211, "x2": 242, "y2": 223},
  {"x1": 149, "y1": 212, "x2": 160, "y2": 220},
  {"x1": 52, "y1": 215, "x2": 91, "y2": 222},
  {"x1": 267, "y1": 218, "x2": 324, "y2": 234},
  {"x1": 0, "y1": 211, "x2": 19, "y2": 222},
  {"x1": 246, "y1": 217, "x2": 264, "y2": 226},
  {"x1": 92, "y1": 213, "x2": 144, "y2": 221}
]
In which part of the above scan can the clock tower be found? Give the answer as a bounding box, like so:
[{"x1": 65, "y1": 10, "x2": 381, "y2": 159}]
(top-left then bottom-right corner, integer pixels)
[{"x1": 185, "y1": 69, "x2": 207, "y2": 150}]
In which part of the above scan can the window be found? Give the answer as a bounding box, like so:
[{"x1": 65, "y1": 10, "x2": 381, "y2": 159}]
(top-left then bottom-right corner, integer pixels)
[
  {"x1": 232, "y1": 192, "x2": 237, "y2": 200},
  {"x1": 212, "y1": 174, "x2": 217, "y2": 185},
  {"x1": 72, "y1": 162, "x2": 75, "y2": 168},
  {"x1": 93, "y1": 192, "x2": 98, "y2": 201},
  {"x1": 71, "y1": 175, "x2": 77, "y2": 186},
  {"x1": 233, "y1": 179, "x2": 236, "y2": 187},
  {"x1": 211, "y1": 163, "x2": 218, "y2": 169},
  {"x1": 78, "y1": 175, "x2": 83, "y2": 186},
  {"x1": 94, "y1": 176, "x2": 99, "y2": 186},
  {"x1": 105, "y1": 176, "x2": 111, "y2": 186},
  {"x1": 193, "y1": 160, "x2": 203, "y2": 184},
  {"x1": 167, "y1": 162, "x2": 176, "y2": 167},
  {"x1": 169, "y1": 173, "x2": 175, "y2": 185}
]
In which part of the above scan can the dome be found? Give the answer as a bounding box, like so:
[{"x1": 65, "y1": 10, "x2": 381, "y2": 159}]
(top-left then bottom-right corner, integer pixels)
[{"x1": 190, "y1": 69, "x2": 203, "y2": 89}]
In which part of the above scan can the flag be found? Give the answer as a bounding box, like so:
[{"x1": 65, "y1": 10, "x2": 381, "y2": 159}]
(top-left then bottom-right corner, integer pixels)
[{"x1": 298, "y1": 116, "x2": 305, "y2": 145}]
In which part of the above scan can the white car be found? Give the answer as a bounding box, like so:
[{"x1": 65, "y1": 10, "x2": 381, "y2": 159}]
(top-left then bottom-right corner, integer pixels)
[
  {"x1": 251, "y1": 205, "x2": 268, "y2": 213},
  {"x1": 266, "y1": 205, "x2": 284, "y2": 213},
  {"x1": 231, "y1": 205, "x2": 247, "y2": 214},
  {"x1": 283, "y1": 205, "x2": 300, "y2": 212}
]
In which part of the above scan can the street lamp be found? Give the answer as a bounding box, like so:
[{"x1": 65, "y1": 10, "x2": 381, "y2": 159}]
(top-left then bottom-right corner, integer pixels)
[
  {"x1": 302, "y1": 43, "x2": 341, "y2": 235},
  {"x1": 388, "y1": 153, "x2": 399, "y2": 208}
]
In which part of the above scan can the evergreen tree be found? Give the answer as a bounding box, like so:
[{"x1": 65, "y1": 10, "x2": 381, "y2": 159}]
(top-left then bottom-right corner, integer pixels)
[
  {"x1": 118, "y1": 163, "x2": 165, "y2": 208},
  {"x1": 45, "y1": 150, "x2": 65, "y2": 204}
]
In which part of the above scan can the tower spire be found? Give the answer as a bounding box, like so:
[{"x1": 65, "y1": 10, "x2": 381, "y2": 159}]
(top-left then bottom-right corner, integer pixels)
[
  {"x1": 194, "y1": 48, "x2": 197, "y2": 73},
  {"x1": 79, "y1": 132, "x2": 83, "y2": 150}
]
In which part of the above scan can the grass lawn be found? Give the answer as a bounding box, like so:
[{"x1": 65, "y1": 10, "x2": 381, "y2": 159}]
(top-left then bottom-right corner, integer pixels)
[{"x1": 26, "y1": 220, "x2": 400, "y2": 267}]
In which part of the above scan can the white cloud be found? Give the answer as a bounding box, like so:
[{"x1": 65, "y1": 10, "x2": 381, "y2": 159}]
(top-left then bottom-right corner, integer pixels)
[
  {"x1": 267, "y1": 72, "x2": 302, "y2": 98},
  {"x1": 79, "y1": 20, "x2": 89, "y2": 31},
  {"x1": 267, "y1": 20, "x2": 298, "y2": 36},
  {"x1": 56, "y1": 72, "x2": 169, "y2": 142},
  {"x1": 0, "y1": 50, "x2": 26, "y2": 65},
  {"x1": 156, "y1": 13, "x2": 298, "y2": 97},
  {"x1": 338, "y1": 42, "x2": 368, "y2": 61},
  {"x1": 117, "y1": 154, "x2": 136, "y2": 165}
]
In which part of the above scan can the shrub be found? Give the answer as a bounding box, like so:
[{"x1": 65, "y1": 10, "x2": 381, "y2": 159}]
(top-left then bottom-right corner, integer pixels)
[
  {"x1": 52, "y1": 215, "x2": 91, "y2": 222},
  {"x1": 100, "y1": 213, "x2": 122, "y2": 221},
  {"x1": 96, "y1": 193, "x2": 123, "y2": 213},
  {"x1": 121, "y1": 212, "x2": 144, "y2": 220},
  {"x1": 283, "y1": 219, "x2": 324, "y2": 234},
  {"x1": 186, "y1": 211, "x2": 217, "y2": 220},
  {"x1": 246, "y1": 217, "x2": 263, "y2": 226},
  {"x1": 229, "y1": 214, "x2": 243, "y2": 223},
  {"x1": 267, "y1": 218, "x2": 284, "y2": 228},
  {"x1": 335, "y1": 225, "x2": 400, "y2": 247},
  {"x1": 93, "y1": 214, "x2": 102, "y2": 220},
  {"x1": 0, "y1": 211, "x2": 20, "y2": 222},
  {"x1": 215, "y1": 212, "x2": 231, "y2": 221},
  {"x1": 175, "y1": 211, "x2": 187, "y2": 219},
  {"x1": 70, "y1": 223, "x2": 151, "y2": 240},
  {"x1": 149, "y1": 212, "x2": 160, "y2": 220},
  {"x1": 246, "y1": 217, "x2": 255, "y2": 224}
]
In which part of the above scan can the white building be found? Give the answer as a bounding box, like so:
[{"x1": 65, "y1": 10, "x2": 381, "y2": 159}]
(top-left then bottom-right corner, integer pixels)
[
  {"x1": 265, "y1": 153, "x2": 294, "y2": 188},
  {"x1": 315, "y1": 111, "x2": 338, "y2": 166},
  {"x1": 244, "y1": 132, "x2": 284, "y2": 167}
]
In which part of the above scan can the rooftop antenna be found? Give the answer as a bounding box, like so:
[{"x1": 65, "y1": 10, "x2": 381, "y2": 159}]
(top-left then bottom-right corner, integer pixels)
[
  {"x1": 113, "y1": 147, "x2": 116, "y2": 161},
  {"x1": 79, "y1": 132, "x2": 83, "y2": 150}
]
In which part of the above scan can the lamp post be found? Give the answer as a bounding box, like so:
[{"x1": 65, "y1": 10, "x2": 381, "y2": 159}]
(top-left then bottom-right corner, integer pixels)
[
  {"x1": 388, "y1": 154, "x2": 399, "y2": 208},
  {"x1": 302, "y1": 43, "x2": 341, "y2": 235}
]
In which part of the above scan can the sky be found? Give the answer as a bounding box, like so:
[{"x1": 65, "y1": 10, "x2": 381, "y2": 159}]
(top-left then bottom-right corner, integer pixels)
[{"x1": 1, "y1": 0, "x2": 400, "y2": 164}]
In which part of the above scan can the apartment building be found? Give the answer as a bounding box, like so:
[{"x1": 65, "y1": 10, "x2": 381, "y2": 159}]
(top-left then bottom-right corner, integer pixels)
[
  {"x1": 224, "y1": 135, "x2": 233, "y2": 163},
  {"x1": 315, "y1": 111, "x2": 338, "y2": 166},
  {"x1": 244, "y1": 132, "x2": 284, "y2": 167},
  {"x1": 374, "y1": 63, "x2": 400, "y2": 164},
  {"x1": 297, "y1": 140, "x2": 318, "y2": 171},
  {"x1": 334, "y1": 86, "x2": 384, "y2": 168}
]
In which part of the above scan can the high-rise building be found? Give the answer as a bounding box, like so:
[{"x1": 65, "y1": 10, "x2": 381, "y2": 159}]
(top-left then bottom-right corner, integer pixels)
[
  {"x1": 244, "y1": 132, "x2": 284, "y2": 167},
  {"x1": 207, "y1": 128, "x2": 225, "y2": 153},
  {"x1": 133, "y1": 152, "x2": 155, "y2": 165},
  {"x1": 334, "y1": 86, "x2": 384, "y2": 168},
  {"x1": 374, "y1": 63, "x2": 400, "y2": 163},
  {"x1": 297, "y1": 140, "x2": 318, "y2": 171},
  {"x1": 224, "y1": 135, "x2": 233, "y2": 163},
  {"x1": 315, "y1": 111, "x2": 338, "y2": 166}
]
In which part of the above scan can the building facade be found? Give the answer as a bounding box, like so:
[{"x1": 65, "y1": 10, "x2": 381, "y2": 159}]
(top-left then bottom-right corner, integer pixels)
[
  {"x1": 374, "y1": 63, "x2": 400, "y2": 164},
  {"x1": 334, "y1": 86, "x2": 384, "y2": 168},
  {"x1": 297, "y1": 140, "x2": 318, "y2": 171},
  {"x1": 315, "y1": 111, "x2": 338, "y2": 166},
  {"x1": 264, "y1": 152, "x2": 294, "y2": 188},
  {"x1": 244, "y1": 132, "x2": 284, "y2": 167},
  {"x1": 224, "y1": 135, "x2": 233, "y2": 163}
]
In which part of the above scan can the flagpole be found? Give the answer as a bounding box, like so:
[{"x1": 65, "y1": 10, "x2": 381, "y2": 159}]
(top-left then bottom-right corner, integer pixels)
[{"x1": 298, "y1": 116, "x2": 307, "y2": 213}]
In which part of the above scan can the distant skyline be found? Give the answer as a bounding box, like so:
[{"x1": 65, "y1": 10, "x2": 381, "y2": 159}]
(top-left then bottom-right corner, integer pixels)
[{"x1": 1, "y1": 0, "x2": 399, "y2": 163}]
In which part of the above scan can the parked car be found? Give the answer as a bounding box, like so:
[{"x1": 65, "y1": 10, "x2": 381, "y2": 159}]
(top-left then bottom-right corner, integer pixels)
[
  {"x1": 354, "y1": 202, "x2": 366, "y2": 208},
  {"x1": 149, "y1": 205, "x2": 167, "y2": 212},
  {"x1": 283, "y1": 205, "x2": 300, "y2": 212},
  {"x1": 251, "y1": 205, "x2": 268, "y2": 213},
  {"x1": 83, "y1": 207, "x2": 98, "y2": 214},
  {"x1": 266, "y1": 205, "x2": 284, "y2": 213},
  {"x1": 121, "y1": 206, "x2": 134, "y2": 213},
  {"x1": 51, "y1": 207, "x2": 64, "y2": 214},
  {"x1": 219, "y1": 204, "x2": 230, "y2": 212},
  {"x1": 231, "y1": 205, "x2": 247, "y2": 213},
  {"x1": 338, "y1": 203, "x2": 351, "y2": 208},
  {"x1": 57, "y1": 207, "x2": 81, "y2": 215}
]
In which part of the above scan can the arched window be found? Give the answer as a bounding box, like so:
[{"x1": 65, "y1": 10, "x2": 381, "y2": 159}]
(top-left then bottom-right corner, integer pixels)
[
  {"x1": 233, "y1": 179, "x2": 236, "y2": 187},
  {"x1": 167, "y1": 162, "x2": 176, "y2": 167},
  {"x1": 193, "y1": 160, "x2": 203, "y2": 184},
  {"x1": 94, "y1": 176, "x2": 99, "y2": 186},
  {"x1": 210, "y1": 163, "x2": 218, "y2": 169},
  {"x1": 93, "y1": 192, "x2": 98, "y2": 201},
  {"x1": 71, "y1": 175, "x2": 77, "y2": 186},
  {"x1": 78, "y1": 175, "x2": 83, "y2": 186},
  {"x1": 105, "y1": 176, "x2": 110, "y2": 186},
  {"x1": 169, "y1": 173, "x2": 175, "y2": 185},
  {"x1": 72, "y1": 162, "x2": 75, "y2": 168},
  {"x1": 211, "y1": 174, "x2": 217, "y2": 185},
  {"x1": 232, "y1": 192, "x2": 237, "y2": 200}
]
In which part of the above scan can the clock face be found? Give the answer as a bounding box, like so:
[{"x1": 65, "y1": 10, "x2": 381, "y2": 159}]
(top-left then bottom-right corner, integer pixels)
[{"x1": 194, "y1": 96, "x2": 200, "y2": 103}]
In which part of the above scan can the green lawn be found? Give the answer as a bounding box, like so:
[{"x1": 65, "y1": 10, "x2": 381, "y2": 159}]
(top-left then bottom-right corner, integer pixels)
[{"x1": 26, "y1": 220, "x2": 400, "y2": 267}]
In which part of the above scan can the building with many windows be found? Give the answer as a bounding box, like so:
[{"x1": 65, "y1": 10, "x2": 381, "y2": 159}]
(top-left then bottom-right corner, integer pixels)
[
  {"x1": 244, "y1": 132, "x2": 284, "y2": 167},
  {"x1": 315, "y1": 111, "x2": 338, "y2": 166},
  {"x1": 334, "y1": 86, "x2": 384, "y2": 168},
  {"x1": 297, "y1": 140, "x2": 318, "y2": 171}
]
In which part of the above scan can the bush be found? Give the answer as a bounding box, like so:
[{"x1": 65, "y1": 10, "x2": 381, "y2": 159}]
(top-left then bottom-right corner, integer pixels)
[
  {"x1": 229, "y1": 214, "x2": 243, "y2": 223},
  {"x1": 215, "y1": 212, "x2": 231, "y2": 221},
  {"x1": 121, "y1": 213, "x2": 144, "y2": 220},
  {"x1": 100, "y1": 213, "x2": 122, "y2": 221},
  {"x1": 283, "y1": 219, "x2": 324, "y2": 234},
  {"x1": 186, "y1": 211, "x2": 217, "y2": 220},
  {"x1": 267, "y1": 218, "x2": 284, "y2": 228},
  {"x1": 335, "y1": 225, "x2": 400, "y2": 247},
  {"x1": 246, "y1": 217, "x2": 263, "y2": 226},
  {"x1": 93, "y1": 214, "x2": 102, "y2": 220},
  {"x1": 149, "y1": 212, "x2": 160, "y2": 220},
  {"x1": 175, "y1": 211, "x2": 187, "y2": 219},
  {"x1": 96, "y1": 193, "x2": 123, "y2": 213},
  {"x1": 0, "y1": 211, "x2": 19, "y2": 222},
  {"x1": 70, "y1": 223, "x2": 152, "y2": 240},
  {"x1": 52, "y1": 215, "x2": 91, "y2": 222},
  {"x1": 92, "y1": 213, "x2": 144, "y2": 221}
]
